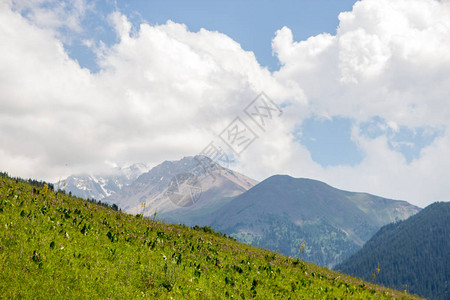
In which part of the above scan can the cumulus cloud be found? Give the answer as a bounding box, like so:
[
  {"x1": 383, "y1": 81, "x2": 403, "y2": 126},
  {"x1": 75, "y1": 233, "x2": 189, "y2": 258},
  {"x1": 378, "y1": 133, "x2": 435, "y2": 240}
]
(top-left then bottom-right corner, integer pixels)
[
  {"x1": 273, "y1": 0, "x2": 450, "y2": 127},
  {"x1": 268, "y1": 0, "x2": 450, "y2": 206},
  {"x1": 0, "y1": 1, "x2": 294, "y2": 181},
  {"x1": 0, "y1": 0, "x2": 449, "y2": 207}
]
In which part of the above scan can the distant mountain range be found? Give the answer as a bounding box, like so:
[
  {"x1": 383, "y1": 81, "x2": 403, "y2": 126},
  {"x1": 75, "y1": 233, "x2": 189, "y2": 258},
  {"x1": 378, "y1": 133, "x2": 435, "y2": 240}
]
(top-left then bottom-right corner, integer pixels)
[
  {"x1": 335, "y1": 202, "x2": 450, "y2": 300},
  {"x1": 204, "y1": 175, "x2": 421, "y2": 267},
  {"x1": 58, "y1": 163, "x2": 149, "y2": 200},
  {"x1": 62, "y1": 156, "x2": 421, "y2": 267}
]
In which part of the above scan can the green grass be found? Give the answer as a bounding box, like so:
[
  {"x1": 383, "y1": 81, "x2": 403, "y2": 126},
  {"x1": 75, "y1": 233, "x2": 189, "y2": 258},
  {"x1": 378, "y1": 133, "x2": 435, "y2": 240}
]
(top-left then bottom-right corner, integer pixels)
[{"x1": 0, "y1": 174, "x2": 423, "y2": 299}]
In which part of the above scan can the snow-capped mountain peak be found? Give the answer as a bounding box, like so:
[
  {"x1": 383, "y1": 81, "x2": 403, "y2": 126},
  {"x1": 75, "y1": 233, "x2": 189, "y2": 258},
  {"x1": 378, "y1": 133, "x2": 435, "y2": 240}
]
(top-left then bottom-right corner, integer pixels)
[{"x1": 59, "y1": 163, "x2": 150, "y2": 200}]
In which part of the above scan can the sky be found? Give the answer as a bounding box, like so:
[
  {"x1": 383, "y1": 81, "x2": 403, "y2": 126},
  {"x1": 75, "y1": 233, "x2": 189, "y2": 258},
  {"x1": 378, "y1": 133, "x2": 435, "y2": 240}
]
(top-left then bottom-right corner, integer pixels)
[{"x1": 1, "y1": 0, "x2": 450, "y2": 208}]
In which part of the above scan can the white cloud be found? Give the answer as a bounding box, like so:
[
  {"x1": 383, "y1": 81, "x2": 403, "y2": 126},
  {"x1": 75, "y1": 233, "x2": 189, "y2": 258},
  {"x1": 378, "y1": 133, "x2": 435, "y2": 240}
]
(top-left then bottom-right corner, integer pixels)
[
  {"x1": 0, "y1": 0, "x2": 449, "y2": 208},
  {"x1": 273, "y1": 0, "x2": 450, "y2": 128},
  {"x1": 268, "y1": 0, "x2": 450, "y2": 206},
  {"x1": 0, "y1": 2, "x2": 295, "y2": 182}
]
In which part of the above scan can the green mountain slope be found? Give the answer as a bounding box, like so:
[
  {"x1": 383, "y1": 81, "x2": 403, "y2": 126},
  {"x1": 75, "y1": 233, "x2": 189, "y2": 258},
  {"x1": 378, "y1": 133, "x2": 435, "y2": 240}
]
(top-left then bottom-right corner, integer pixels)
[
  {"x1": 206, "y1": 175, "x2": 421, "y2": 268},
  {"x1": 0, "y1": 173, "x2": 421, "y2": 299},
  {"x1": 335, "y1": 202, "x2": 450, "y2": 300}
]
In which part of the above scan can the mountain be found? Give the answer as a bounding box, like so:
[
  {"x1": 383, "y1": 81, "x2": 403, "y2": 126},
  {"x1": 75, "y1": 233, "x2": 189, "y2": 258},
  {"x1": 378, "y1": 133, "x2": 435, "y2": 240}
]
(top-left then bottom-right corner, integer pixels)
[
  {"x1": 59, "y1": 163, "x2": 149, "y2": 200},
  {"x1": 335, "y1": 202, "x2": 450, "y2": 300},
  {"x1": 104, "y1": 156, "x2": 258, "y2": 224},
  {"x1": 0, "y1": 172, "x2": 422, "y2": 299},
  {"x1": 60, "y1": 157, "x2": 421, "y2": 269},
  {"x1": 204, "y1": 175, "x2": 421, "y2": 268}
]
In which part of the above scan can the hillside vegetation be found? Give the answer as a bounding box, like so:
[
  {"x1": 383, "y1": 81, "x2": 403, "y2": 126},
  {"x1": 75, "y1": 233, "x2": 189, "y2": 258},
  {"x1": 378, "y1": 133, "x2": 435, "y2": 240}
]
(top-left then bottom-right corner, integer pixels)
[
  {"x1": 335, "y1": 202, "x2": 450, "y2": 300},
  {"x1": 0, "y1": 173, "x2": 421, "y2": 299}
]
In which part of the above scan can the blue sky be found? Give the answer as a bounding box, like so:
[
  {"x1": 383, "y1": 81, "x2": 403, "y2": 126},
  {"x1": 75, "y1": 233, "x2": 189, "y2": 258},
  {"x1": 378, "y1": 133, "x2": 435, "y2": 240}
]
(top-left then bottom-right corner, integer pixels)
[
  {"x1": 68, "y1": 0, "x2": 358, "y2": 72},
  {"x1": 2, "y1": 0, "x2": 450, "y2": 207}
]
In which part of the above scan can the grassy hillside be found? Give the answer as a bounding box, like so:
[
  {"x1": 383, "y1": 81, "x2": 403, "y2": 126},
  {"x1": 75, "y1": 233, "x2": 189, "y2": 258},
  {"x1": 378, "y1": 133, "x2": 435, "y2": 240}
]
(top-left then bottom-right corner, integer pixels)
[{"x1": 0, "y1": 173, "x2": 421, "y2": 299}]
